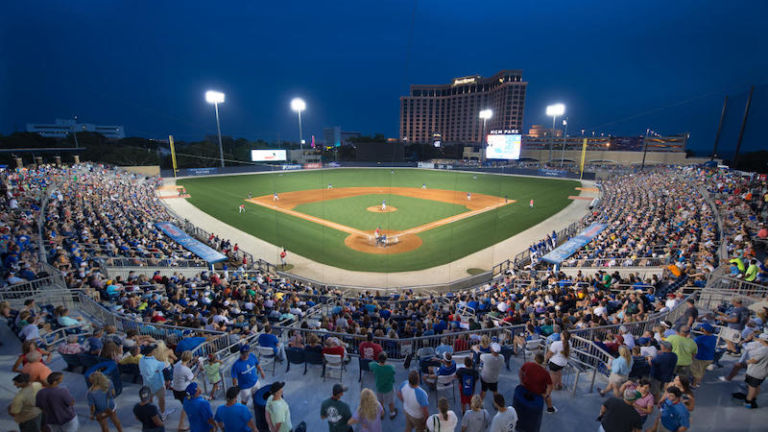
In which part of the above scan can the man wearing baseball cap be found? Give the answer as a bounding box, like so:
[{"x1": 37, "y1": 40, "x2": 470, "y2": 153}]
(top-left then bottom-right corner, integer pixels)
[
  {"x1": 183, "y1": 383, "x2": 216, "y2": 432},
  {"x1": 597, "y1": 388, "x2": 643, "y2": 432},
  {"x1": 691, "y1": 323, "x2": 717, "y2": 387},
  {"x1": 231, "y1": 345, "x2": 266, "y2": 406},
  {"x1": 320, "y1": 384, "x2": 351, "y2": 432},
  {"x1": 133, "y1": 386, "x2": 165, "y2": 432},
  {"x1": 265, "y1": 382, "x2": 291, "y2": 432},
  {"x1": 479, "y1": 343, "x2": 505, "y2": 401}
]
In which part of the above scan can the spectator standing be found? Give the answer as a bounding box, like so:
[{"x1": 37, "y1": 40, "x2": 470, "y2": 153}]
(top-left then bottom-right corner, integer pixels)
[
  {"x1": 545, "y1": 330, "x2": 571, "y2": 390},
  {"x1": 599, "y1": 346, "x2": 633, "y2": 398},
  {"x1": 398, "y1": 370, "x2": 429, "y2": 432},
  {"x1": 657, "y1": 386, "x2": 690, "y2": 432},
  {"x1": 183, "y1": 383, "x2": 216, "y2": 432},
  {"x1": 742, "y1": 332, "x2": 768, "y2": 409},
  {"x1": 479, "y1": 343, "x2": 505, "y2": 401},
  {"x1": 456, "y1": 357, "x2": 480, "y2": 413},
  {"x1": 691, "y1": 323, "x2": 717, "y2": 387},
  {"x1": 597, "y1": 388, "x2": 643, "y2": 432},
  {"x1": 368, "y1": 352, "x2": 398, "y2": 419},
  {"x1": 139, "y1": 346, "x2": 170, "y2": 417},
  {"x1": 133, "y1": 386, "x2": 165, "y2": 432},
  {"x1": 716, "y1": 299, "x2": 749, "y2": 354},
  {"x1": 518, "y1": 352, "x2": 556, "y2": 414},
  {"x1": 265, "y1": 381, "x2": 292, "y2": 432},
  {"x1": 231, "y1": 345, "x2": 266, "y2": 406},
  {"x1": 321, "y1": 384, "x2": 352, "y2": 432},
  {"x1": 35, "y1": 372, "x2": 79, "y2": 432},
  {"x1": 489, "y1": 394, "x2": 518, "y2": 432},
  {"x1": 9, "y1": 373, "x2": 43, "y2": 432},
  {"x1": 426, "y1": 397, "x2": 458, "y2": 432},
  {"x1": 215, "y1": 386, "x2": 257, "y2": 432},
  {"x1": 459, "y1": 395, "x2": 490, "y2": 432},
  {"x1": 674, "y1": 299, "x2": 698, "y2": 331},
  {"x1": 87, "y1": 371, "x2": 123, "y2": 432},
  {"x1": 348, "y1": 388, "x2": 383, "y2": 432},
  {"x1": 172, "y1": 351, "x2": 198, "y2": 431},
  {"x1": 666, "y1": 326, "x2": 698, "y2": 378},
  {"x1": 649, "y1": 342, "x2": 677, "y2": 399}
]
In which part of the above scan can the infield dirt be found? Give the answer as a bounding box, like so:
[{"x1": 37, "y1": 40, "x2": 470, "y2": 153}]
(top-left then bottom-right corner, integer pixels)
[{"x1": 247, "y1": 187, "x2": 512, "y2": 254}]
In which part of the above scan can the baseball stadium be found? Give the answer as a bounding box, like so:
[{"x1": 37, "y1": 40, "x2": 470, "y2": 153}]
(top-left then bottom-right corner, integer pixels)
[{"x1": 3, "y1": 2, "x2": 768, "y2": 432}]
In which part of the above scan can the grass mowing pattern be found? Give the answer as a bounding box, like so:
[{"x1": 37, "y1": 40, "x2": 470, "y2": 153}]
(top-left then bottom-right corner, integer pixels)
[
  {"x1": 179, "y1": 169, "x2": 578, "y2": 272},
  {"x1": 293, "y1": 194, "x2": 468, "y2": 231}
]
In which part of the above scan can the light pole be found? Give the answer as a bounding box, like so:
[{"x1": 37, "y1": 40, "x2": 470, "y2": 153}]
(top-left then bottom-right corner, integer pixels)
[
  {"x1": 546, "y1": 103, "x2": 565, "y2": 165},
  {"x1": 560, "y1": 119, "x2": 568, "y2": 168},
  {"x1": 290, "y1": 98, "x2": 306, "y2": 150},
  {"x1": 205, "y1": 90, "x2": 226, "y2": 168},
  {"x1": 479, "y1": 109, "x2": 493, "y2": 163}
]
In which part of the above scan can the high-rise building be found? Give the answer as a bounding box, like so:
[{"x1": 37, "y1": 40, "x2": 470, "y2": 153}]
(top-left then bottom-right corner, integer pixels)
[
  {"x1": 399, "y1": 70, "x2": 527, "y2": 144},
  {"x1": 27, "y1": 118, "x2": 125, "y2": 139}
]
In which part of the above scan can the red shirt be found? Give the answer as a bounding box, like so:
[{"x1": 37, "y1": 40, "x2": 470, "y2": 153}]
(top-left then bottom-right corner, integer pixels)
[
  {"x1": 322, "y1": 346, "x2": 345, "y2": 357},
  {"x1": 358, "y1": 341, "x2": 382, "y2": 360},
  {"x1": 520, "y1": 362, "x2": 552, "y2": 395}
]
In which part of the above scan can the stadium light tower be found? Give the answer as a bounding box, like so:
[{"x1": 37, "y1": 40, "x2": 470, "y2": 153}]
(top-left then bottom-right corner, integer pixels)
[
  {"x1": 205, "y1": 90, "x2": 226, "y2": 168},
  {"x1": 291, "y1": 97, "x2": 306, "y2": 150},
  {"x1": 560, "y1": 119, "x2": 568, "y2": 167},
  {"x1": 546, "y1": 103, "x2": 565, "y2": 165},
  {"x1": 479, "y1": 109, "x2": 493, "y2": 163}
]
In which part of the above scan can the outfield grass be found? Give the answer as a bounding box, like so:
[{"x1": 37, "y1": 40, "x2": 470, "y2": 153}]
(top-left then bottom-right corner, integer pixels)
[
  {"x1": 178, "y1": 169, "x2": 578, "y2": 272},
  {"x1": 294, "y1": 194, "x2": 468, "y2": 231}
]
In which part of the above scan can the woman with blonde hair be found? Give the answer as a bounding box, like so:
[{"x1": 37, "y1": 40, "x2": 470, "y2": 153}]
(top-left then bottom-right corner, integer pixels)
[
  {"x1": 599, "y1": 345, "x2": 633, "y2": 397},
  {"x1": 87, "y1": 371, "x2": 123, "y2": 432},
  {"x1": 460, "y1": 395, "x2": 489, "y2": 432},
  {"x1": 348, "y1": 388, "x2": 383, "y2": 432},
  {"x1": 426, "y1": 397, "x2": 458, "y2": 432},
  {"x1": 171, "y1": 351, "x2": 197, "y2": 432}
]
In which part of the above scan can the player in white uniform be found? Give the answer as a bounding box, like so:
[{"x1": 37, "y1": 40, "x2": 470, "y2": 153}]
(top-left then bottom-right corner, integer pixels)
[{"x1": 381, "y1": 199, "x2": 387, "y2": 211}]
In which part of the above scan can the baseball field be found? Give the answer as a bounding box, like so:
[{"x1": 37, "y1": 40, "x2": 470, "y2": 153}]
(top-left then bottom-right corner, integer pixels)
[{"x1": 177, "y1": 168, "x2": 579, "y2": 272}]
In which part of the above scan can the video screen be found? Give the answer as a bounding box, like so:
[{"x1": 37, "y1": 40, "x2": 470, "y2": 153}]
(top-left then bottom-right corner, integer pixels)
[
  {"x1": 485, "y1": 134, "x2": 521, "y2": 160},
  {"x1": 251, "y1": 150, "x2": 287, "y2": 162}
]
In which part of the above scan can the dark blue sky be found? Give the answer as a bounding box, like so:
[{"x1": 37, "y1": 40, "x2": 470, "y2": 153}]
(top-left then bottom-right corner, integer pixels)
[{"x1": 2, "y1": 1, "x2": 766, "y2": 154}]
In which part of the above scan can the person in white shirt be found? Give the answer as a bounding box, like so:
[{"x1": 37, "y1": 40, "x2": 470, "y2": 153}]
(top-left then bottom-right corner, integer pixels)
[
  {"x1": 490, "y1": 394, "x2": 518, "y2": 432},
  {"x1": 545, "y1": 330, "x2": 571, "y2": 390},
  {"x1": 620, "y1": 326, "x2": 635, "y2": 349},
  {"x1": 426, "y1": 397, "x2": 458, "y2": 432},
  {"x1": 171, "y1": 351, "x2": 197, "y2": 431}
]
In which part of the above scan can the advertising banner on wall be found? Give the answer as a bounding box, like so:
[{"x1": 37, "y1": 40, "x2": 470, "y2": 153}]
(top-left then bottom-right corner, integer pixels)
[
  {"x1": 251, "y1": 150, "x2": 287, "y2": 162},
  {"x1": 541, "y1": 223, "x2": 607, "y2": 264},
  {"x1": 156, "y1": 222, "x2": 227, "y2": 263}
]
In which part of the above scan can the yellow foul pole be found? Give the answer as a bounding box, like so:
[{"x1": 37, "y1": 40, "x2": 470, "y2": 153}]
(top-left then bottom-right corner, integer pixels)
[
  {"x1": 579, "y1": 138, "x2": 587, "y2": 180},
  {"x1": 169, "y1": 135, "x2": 178, "y2": 178}
]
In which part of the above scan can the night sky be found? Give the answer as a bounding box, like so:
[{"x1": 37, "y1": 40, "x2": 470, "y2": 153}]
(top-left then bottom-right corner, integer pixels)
[{"x1": 1, "y1": 1, "x2": 766, "y2": 154}]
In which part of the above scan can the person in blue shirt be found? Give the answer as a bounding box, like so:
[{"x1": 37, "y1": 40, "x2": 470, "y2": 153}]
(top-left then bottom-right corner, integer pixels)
[
  {"x1": 183, "y1": 383, "x2": 215, "y2": 432},
  {"x1": 231, "y1": 345, "x2": 265, "y2": 405},
  {"x1": 657, "y1": 386, "x2": 690, "y2": 432},
  {"x1": 176, "y1": 336, "x2": 208, "y2": 356},
  {"x1": 215, "y1": 386, "x2": 257, "y2": 432},
  {"x1": 691, "y1": 323, "x2": 717, "y2": 387},
  {"x1": 257, "y1": 324, "x2": 286, "y2": 361}
]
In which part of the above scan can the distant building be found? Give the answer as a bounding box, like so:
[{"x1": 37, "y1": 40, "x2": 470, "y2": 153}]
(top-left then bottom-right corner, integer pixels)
[
  {"x1": 322, "y1": 126, "x2": 360, "y2": 147},
  {"x1": 527, "y1": 124, "x2": 562, "y2": 138},
  {"x1": 27, "y1": 118, "x2": 125, "y2": 139},
  {"x1": 400, "y1": 70, "x2": 527, "y2": 144}
]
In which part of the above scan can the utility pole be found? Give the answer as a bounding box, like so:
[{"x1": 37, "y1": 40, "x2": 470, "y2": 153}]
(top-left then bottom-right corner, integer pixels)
[
  {"x1": 733, "y1": 86, "x2": 754, "y2": 168},
  {"x1": 711, "y1": 96, "x2": 728, "y2": 161}
]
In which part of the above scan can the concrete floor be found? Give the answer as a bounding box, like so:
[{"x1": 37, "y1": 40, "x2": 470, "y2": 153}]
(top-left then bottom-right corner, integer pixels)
[{"x1": 2, "y1": 321, "x2": 766, "y2": 432}]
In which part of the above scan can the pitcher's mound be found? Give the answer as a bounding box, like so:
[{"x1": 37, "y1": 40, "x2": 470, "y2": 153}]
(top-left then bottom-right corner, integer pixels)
[
  {"x1": 344, "y1": 230, "x2": 421, "y2": 254},
  {"x1": 366, "y1": 206, "x2": 398, "y2": 213}
]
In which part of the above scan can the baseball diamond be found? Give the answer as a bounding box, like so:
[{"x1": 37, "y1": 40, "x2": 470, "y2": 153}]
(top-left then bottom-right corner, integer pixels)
[{"x1": 178, "y1": 168, "x2": 579, "y2": 272}]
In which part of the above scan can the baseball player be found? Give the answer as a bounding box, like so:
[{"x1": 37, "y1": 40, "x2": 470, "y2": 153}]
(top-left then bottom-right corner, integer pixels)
[
  {"x1": 467, "y1": 192, "x2": 471, "y2": 201},
  {"x1": 273, "y1": 192, "x2": 279, "y2": 201},
  {"x1": 328, "y1": 183, "x2": 333, "y2": 189},
  {"x1": 381, "y1": 199, "x2": 387, "y2": 212},
  {"x1": 421, "y1": 183, "x2": 427, "y2": 189},
  {"x1": 280, "y1": 248, "x2": 287, "y2": 266},
  {"x1": 238, "y1": 204, "x2": 246, "y2": 214},
  {"x1": 529, "y1": 199, "x2": 534, "y2": 208},
  {"x1": 248, "y1": 192, "x2": 252, "y2": 199}
]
